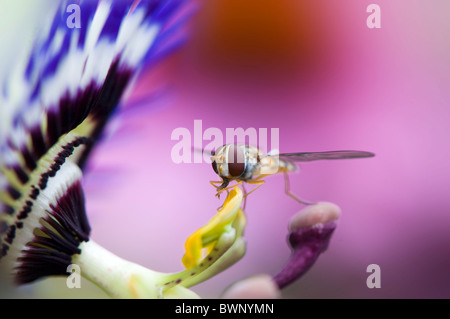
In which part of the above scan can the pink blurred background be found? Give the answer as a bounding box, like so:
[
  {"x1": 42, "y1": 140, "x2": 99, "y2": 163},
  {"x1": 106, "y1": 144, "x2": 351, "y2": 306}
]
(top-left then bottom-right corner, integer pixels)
[
  {"x1": 4, "y1": 0, "x2": 450, "y2": 298},
  {"x1": 81, "y1": 0, "x2": 450, "y2": 298}
]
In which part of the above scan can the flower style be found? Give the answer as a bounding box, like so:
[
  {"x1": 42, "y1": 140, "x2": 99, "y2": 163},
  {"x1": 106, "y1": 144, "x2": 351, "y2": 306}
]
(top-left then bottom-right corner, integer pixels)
[
  {"x1": 0, "y1": 0, "x2": 341, "y2": 299},
  {"x1": 273, "y1": 202, "x2": 341, "y2": 289}
]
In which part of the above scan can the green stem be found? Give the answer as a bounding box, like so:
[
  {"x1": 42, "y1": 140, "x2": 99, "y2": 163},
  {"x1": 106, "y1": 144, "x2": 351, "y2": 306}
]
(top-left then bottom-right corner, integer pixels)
[{"x1": 72, "y1": 240, "x2": 199, "y2": 299}]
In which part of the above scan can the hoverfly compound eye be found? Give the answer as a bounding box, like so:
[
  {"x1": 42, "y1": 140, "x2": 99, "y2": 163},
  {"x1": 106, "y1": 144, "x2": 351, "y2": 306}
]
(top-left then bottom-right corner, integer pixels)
[
  {"x1": 227, "y1": 145, "x2": 246, "y2": 178},
  {"x1": 212, "y1": 160, "x2": 219, "y2": 174}
]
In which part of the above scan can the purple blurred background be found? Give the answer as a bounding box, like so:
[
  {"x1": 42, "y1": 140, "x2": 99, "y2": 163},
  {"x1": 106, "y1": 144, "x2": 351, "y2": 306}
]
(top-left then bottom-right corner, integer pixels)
[{"x1": 3, "y1": 0, "x2": 450, "y2": 298}]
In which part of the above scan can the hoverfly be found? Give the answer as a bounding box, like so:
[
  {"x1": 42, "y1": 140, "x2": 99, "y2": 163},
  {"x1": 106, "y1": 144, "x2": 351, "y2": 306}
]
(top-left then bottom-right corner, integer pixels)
[{"x1": 207, "y1": 144, "x2": 374, "y2": 205}]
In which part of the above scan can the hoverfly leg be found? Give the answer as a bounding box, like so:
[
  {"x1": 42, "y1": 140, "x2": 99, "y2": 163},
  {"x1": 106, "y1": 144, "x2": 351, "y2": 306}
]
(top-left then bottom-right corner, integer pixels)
[
  {"x1": 210, "y1": 180, "x2": 228, "y2": 199},
  {"x1": 216, "y1": 188, "x2": 233, "y2": 210},
  {"x1": 283, "y1": 172, "x2": 315, "y2": 205},
  {"x1": 210, "y1": 181, "x2": 224, "y2": 189},
  {"x1": 244, "y1": 179, "x2": 266, "y2": 198},
  {"x1": 241, "y1": 183, "x2": 248, "y2": 210},
  {"x1": 239, "y1": 176, "x2": 269, "y2": 209},
  {"x1": 215, "y1": 181, "x2": 242, "y2": 199}
]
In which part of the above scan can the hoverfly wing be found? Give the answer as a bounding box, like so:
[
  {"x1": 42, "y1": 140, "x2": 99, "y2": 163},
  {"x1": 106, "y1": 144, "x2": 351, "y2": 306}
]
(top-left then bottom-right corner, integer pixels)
[{"x1": 278, "y1": 150, "x2": 375, "y2": 162}]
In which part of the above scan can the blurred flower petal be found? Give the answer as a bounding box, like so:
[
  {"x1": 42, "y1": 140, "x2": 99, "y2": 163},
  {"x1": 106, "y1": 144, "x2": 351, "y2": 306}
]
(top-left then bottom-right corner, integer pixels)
[
  {"x1": 221, "y1": 274, "x2": 280, "y2": 299},
  {"x1": 0, "y1": 0, "x2": 193, "y2": 285}
]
